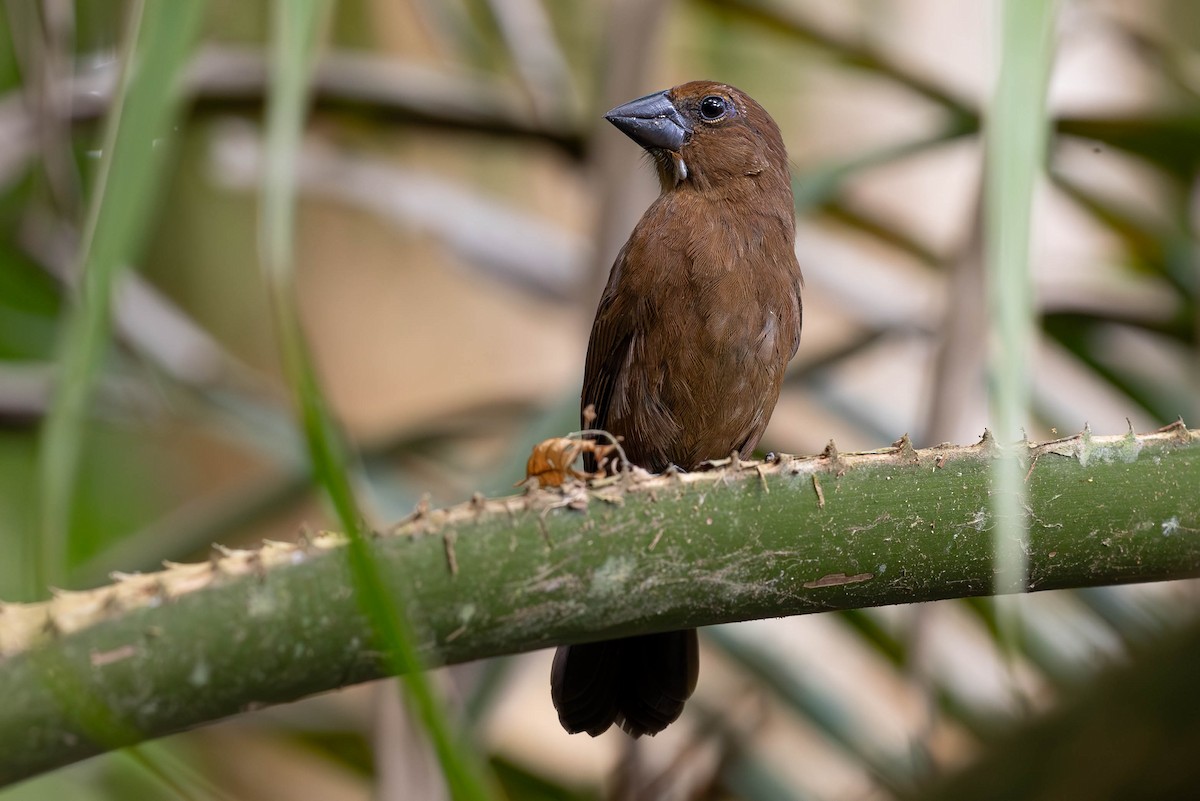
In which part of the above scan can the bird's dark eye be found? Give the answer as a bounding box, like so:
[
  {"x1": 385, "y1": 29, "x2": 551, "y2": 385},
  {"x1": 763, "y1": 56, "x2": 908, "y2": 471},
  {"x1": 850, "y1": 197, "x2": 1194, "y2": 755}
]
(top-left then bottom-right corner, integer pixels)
[{"x1": 699, "y1": 95, "x2": 727, "y2": 121}]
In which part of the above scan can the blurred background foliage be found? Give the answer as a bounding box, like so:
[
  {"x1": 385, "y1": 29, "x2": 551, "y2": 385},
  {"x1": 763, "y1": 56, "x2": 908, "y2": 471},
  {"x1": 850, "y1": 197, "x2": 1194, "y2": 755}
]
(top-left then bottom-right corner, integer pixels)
[{"x1": 0, "y1": 0, "x2": 1198, "y2": 799}]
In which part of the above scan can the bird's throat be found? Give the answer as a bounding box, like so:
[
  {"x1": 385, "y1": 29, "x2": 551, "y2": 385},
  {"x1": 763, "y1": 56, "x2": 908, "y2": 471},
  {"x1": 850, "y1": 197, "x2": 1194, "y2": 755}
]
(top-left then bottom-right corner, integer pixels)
[{"x1": 670, "y1": 152, "x2": 688, "y2": 185}]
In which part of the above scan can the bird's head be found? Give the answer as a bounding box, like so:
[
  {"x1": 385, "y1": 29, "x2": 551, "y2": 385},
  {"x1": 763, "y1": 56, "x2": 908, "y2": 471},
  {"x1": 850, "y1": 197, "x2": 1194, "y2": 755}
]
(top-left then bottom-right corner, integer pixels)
[{"x1": 605, "y1": 81, "x2": 790, "y2": 194}]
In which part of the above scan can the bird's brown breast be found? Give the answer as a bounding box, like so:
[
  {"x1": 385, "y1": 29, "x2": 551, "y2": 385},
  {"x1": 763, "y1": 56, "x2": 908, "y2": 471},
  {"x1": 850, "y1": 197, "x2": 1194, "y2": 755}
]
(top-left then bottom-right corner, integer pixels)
[{"x1": 583, "y1": 190, "x2": 801, "y2": 472}]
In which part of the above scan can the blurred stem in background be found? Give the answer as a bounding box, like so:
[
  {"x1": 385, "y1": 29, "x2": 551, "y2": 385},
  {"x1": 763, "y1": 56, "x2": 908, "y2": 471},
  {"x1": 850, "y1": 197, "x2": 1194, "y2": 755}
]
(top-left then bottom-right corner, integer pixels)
[
  {"x1": 260, "y1": 1, "x2": 498, "y2": 798},
  {"x1": 984, "y1": 0, "x2": 1057, "y2": 640}
]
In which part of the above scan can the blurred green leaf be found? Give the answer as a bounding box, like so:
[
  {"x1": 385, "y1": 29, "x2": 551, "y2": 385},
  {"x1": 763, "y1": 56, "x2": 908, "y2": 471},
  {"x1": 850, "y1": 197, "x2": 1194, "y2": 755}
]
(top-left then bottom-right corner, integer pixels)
[
  {"x1": 1053, "y1": 172, "x2": 1198, "y2": 301},
  {"x1": 1043, "y1": 315, "x2": 1191, "y2": 422},
  {"x1": 836, "y1": 608, "x2": 907, "y2": 666},
  {"x1": 0, "y1": 244, "x2": 60, "y2": 360},
  {"x1": 706, "y1": 626, "x2": 916, "y2": 796},
  {"x1": 1058, "y1": 115, "x2": 1200, "y2": 180},
  {"x1": 0, "y1": 769, "x2": 110, "y2": 801},
  {"x1": 0, "y1": 433, "x2": 37, "y2": 599},
  {"x1": 723, "y1": 750, "x2": 812, "y2": 801},
  {"x1": 416, "y1": 0, "x2": 507, "y2": 72},
  {"x1": 34, "y1": 0, "x2": 207, "y2": 599},
  {"x1": 490, "y1": 756, "x2": 596, "y2": 801},
  {"x1": 794, "y1": 127, "x2": 975, "y2": 213},
  {"x1": 0, "y1": 6, "x2": 23, "y2": 94},
  {"x1": 695, "y1": 0, "x2": 975, "y2": 117},
  {"x1": 289, "y1": 730, "x2": 375, "y2": 776},
  {"x1": 908, "y1": 614, "x2": 1200, "y2": 801}
]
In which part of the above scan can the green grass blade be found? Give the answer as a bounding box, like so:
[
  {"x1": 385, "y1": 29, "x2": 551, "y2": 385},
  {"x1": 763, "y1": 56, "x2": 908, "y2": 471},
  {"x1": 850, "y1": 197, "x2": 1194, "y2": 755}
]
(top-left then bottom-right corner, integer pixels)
[
  {"x1": 261, "y1": 2, "x2": 498, "y2": 798},
  {"x1": 984, "y1": 0, "x2": 1057, "y2": 623},
  {"x1": 32, "y1": 0, "x2": 206, "y2": 598},
  {"x1": 706, "y1": 626, "x2": 916, "y2": 795}
]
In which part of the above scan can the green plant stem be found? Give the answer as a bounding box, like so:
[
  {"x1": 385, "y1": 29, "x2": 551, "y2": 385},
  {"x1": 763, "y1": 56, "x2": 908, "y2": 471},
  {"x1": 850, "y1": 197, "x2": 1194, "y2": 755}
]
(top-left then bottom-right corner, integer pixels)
[
  {"x1": 1, "y1": 427, "x2": 1197, "y2": 785},
  {"x1": 260, "y1": 3, "x2": 496, "y2": 799}
]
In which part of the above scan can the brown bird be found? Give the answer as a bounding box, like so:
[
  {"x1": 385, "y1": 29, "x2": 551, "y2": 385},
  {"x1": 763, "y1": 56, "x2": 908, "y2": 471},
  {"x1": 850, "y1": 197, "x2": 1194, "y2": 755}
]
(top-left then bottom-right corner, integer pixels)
[{"x1": 551, "y1": 81, "x2": 803, "y2": 737}]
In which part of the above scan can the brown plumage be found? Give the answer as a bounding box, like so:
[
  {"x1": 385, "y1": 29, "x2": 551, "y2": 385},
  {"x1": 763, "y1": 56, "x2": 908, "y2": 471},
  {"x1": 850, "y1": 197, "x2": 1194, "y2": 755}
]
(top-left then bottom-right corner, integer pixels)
[{"x1": 551, "y1": 81, "x2": 803, "y2": 737}]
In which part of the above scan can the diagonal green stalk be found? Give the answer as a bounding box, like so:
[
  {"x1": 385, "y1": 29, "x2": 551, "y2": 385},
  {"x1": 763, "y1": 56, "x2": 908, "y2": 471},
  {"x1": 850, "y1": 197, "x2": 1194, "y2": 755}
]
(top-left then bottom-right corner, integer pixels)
[
  {"x1": 33, "y1": 0, "x2": 206, "y2": 599},
  {"x1": 261, "y1": 2, "x2": 497, "y2": 798},
  {"x1": 3, "y1": 427, "x2": 1197, "y2": 784},
  {"x1": 984, "y1": 0, "x2": 1057, "y2": 628}
]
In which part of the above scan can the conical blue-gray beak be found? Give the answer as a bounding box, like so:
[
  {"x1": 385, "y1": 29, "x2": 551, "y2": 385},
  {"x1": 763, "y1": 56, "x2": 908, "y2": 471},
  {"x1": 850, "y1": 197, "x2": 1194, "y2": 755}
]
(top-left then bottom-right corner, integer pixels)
[{"x1": 605, "y1": 90, "x2": 690, "y2": 152}]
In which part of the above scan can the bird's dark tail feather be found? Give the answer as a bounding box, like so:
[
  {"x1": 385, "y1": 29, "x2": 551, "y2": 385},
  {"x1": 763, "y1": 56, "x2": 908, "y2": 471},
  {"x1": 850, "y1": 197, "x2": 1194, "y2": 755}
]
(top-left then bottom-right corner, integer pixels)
[{"x1": 550, "y1": 629, "x2": 699, "y2": 737}]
